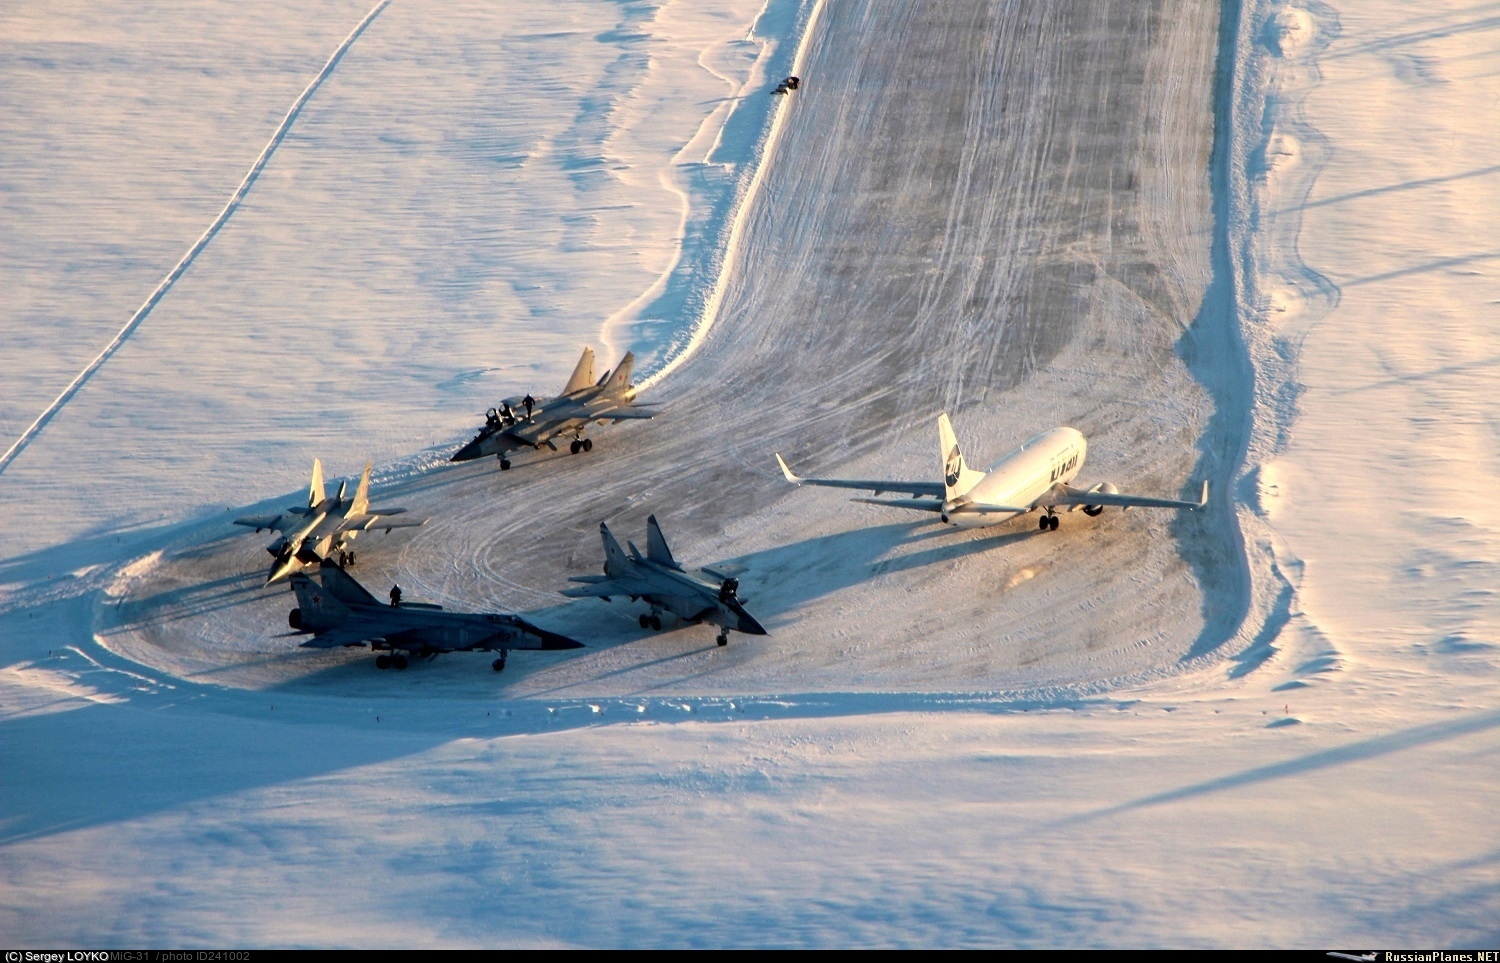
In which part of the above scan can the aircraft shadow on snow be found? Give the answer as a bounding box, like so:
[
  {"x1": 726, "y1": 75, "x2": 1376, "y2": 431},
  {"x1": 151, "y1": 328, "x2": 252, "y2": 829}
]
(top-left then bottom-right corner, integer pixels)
[{"x1": 235, "y1": 517, "x2": 1036, "y2": 693}]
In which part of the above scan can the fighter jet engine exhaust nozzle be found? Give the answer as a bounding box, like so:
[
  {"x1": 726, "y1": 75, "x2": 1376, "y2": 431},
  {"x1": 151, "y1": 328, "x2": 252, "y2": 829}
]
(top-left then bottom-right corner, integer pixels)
[{"x1": 288, "y1": 607, "x2": 302, "y2": 630}]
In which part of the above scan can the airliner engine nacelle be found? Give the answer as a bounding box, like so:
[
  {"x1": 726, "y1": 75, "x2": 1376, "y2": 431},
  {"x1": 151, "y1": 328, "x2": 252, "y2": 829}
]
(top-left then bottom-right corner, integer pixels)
[{"x1": 1083, "y1": 482, "x2": 1118, "y2": 516}]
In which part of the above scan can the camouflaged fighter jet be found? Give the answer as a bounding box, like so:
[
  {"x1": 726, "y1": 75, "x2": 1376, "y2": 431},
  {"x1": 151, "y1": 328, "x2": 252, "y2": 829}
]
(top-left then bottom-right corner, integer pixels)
[
  {"x1": 450, "y1": 346, "x2": 656, "y2": 469},
  {"x1": 562, "y1": 515, "x2": 767, "y2": 647},
  {"x1": 287, "y1": 560, "x2": 583, "y2": 671},
  {"x1": 234, "y1": 460, "x2": 427, "y2": 584}
]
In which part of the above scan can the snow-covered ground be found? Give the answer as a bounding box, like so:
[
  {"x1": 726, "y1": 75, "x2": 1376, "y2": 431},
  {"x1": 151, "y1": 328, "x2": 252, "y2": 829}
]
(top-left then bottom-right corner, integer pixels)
[{"x1": 2, "y1": 0, "x2": 1496, "y2": 947}]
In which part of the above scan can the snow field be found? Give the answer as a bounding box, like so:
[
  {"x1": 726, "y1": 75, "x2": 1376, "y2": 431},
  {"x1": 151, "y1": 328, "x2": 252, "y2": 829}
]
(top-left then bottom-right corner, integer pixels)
[{"x1": 1, "y1": 0, "x2": 1498, "y2": 947}]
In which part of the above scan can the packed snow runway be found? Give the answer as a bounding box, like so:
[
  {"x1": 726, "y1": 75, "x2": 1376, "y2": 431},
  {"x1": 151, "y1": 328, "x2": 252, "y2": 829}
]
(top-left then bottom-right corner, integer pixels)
[
  {"x1": 102, "y1": 0, "x2": 1230, "y2": 696},
  {"x1": 2, "y1": 0, "x2": 1496, "y2": 947}
]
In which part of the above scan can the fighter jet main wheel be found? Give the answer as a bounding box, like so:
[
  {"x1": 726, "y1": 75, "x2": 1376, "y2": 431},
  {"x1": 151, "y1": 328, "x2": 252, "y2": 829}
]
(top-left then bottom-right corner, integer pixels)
[
  {"x1": 376, "y1": 655, "x2": 391, "y2": 670},
  {"x1": 393, "y1": 654, "x2": 409, "y2": 670},
  {"x1": 639, "y1": 614, "x2": 652, "y2": 629},
  {"x1": 716, "y1": 633, "x2": 729, "y2": 647},
  {"x1": 582, "y1": 438, "x2": 593, "y2": 452},
  {"x1": 570, "y1": 440, "x2": 582, "y2": 455},
  {"x1": 499, "y1": 458, "x2": 511, "y2": 470},
  {"x1": 492, "y1": 657, "x2": 506, "y2": 672},
  {"x1": 650, "y1": 615, "x2": 663, "y2": 631}
]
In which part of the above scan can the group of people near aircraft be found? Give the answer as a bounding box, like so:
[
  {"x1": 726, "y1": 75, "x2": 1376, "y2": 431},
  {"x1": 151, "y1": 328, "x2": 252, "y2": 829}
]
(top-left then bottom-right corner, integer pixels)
[{"x1": 235, "y1": 343, "x2": 1208, "y2": 675}]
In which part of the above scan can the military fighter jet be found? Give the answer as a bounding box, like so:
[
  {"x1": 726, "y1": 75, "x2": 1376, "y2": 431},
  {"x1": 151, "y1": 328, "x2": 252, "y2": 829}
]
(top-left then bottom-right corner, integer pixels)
[
  {"x1": 234, "y1": 459, "x2": 427, "y2": 584},
  {"x1": 287, "y1": 560, "x2": 583, "y2": 671},
  {"x1": 562, "y1": 515, "x2": 767, "y2": 646},
  {"x1": 450, "y1": 346, "x2": 656, "y2": 469}
]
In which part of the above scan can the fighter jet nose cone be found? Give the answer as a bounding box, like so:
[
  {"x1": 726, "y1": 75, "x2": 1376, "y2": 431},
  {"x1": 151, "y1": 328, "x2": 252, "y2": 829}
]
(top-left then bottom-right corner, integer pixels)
[
  {"x1": 451, "y1": 441, "x2": 480, "y2": 462},
  {"x1": 738, "y1": 612, "x2": 768, "y2": 636}
]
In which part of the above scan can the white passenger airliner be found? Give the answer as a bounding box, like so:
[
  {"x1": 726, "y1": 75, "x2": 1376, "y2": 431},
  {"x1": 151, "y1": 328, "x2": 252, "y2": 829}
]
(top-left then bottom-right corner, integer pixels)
[{"x1": 776, "y1": 413, "x2": 1206, "y2": 530}]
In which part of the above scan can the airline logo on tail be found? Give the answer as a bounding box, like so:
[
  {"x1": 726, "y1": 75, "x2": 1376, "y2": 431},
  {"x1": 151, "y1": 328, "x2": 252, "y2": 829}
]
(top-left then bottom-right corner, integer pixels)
[{"x1": 945, "y1": 445, "x2": 963, "y2": 489}]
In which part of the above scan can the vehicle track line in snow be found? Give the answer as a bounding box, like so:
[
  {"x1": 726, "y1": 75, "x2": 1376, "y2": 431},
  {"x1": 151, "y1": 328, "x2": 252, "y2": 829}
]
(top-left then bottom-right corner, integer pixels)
[
  {"x1": 0, "y1": 0, "x2": 391, "y2": 478},
  {"x1": 635, "y1": 0, "x2": 827, "y2": 392}
]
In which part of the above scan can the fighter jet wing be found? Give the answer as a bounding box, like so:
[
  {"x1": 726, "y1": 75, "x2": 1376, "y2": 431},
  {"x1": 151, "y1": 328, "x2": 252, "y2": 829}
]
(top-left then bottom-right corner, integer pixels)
[
  {"x1": 234, "y1": 511, "x2": 303, "y2": 534},
  {"x1": 560, "y1": 574, "x2": 660, "y2": 600},
  {"x1": 336, "y1": 511, "x2": 429, "y2": 533},
  {"x1": 296, "y1": 625, "x2": 375, "y2": 649},
  {"x1": 500, "y1": 420, "x2": 559, "y2": 447}
]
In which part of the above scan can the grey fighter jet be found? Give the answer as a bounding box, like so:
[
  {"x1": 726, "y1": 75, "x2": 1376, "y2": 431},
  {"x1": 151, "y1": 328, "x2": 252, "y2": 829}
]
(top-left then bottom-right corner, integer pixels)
[
  {"x1": 450, "y1": 346, "x2": 656, "y2": 469},
  {"x1": 235, "y1": 459, "x2": 427, "y2": 584},
  {"x1": 562, "y1": 515, "x2": 767, "y2": 646},
  {"x1": 287, "y1": 560, "x2": 583, "y2": 671}
]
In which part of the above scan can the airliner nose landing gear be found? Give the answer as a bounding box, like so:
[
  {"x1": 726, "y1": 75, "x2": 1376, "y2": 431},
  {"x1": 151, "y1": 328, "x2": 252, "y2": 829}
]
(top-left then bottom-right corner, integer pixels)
[{"x1": 1039, "y1": 511, "x2": 1060, "y2": 531}]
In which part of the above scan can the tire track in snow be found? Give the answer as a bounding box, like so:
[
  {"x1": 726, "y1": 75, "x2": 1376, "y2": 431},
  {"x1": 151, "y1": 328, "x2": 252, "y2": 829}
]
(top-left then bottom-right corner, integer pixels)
[{"x1": 0, "y1": 0, "x2": 391, "y2": 478}]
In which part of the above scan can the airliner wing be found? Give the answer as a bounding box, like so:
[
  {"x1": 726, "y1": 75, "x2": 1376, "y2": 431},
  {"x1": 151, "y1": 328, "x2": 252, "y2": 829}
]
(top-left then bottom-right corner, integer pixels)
[
  {"x1": 852, "y1": 497, "x2": 945, "y2": 512},
  {"x1": 949, "y1": 502, "x2": 1033, "y2": 514},
  {"x1": 1054, "y1": 480, "x2": 1208, "y2": 510},
  {"x1": 776, "y1": 454, "x2": 944, "y2": 498}
]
